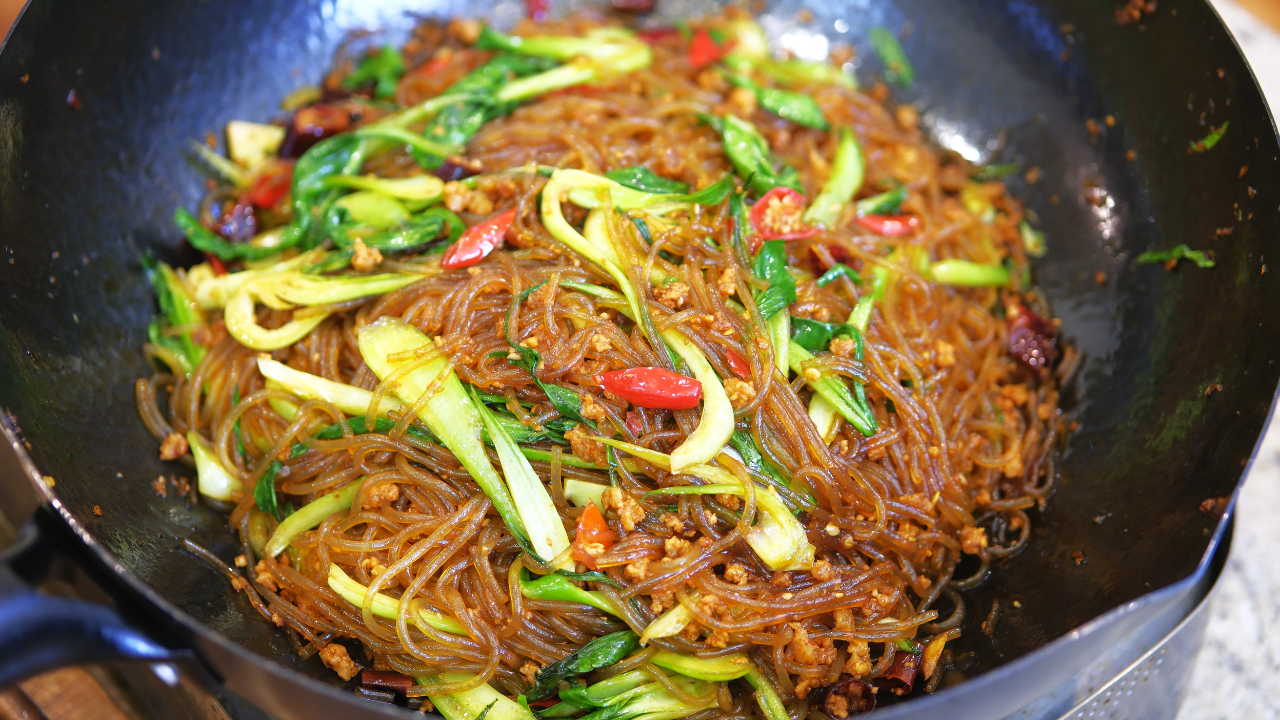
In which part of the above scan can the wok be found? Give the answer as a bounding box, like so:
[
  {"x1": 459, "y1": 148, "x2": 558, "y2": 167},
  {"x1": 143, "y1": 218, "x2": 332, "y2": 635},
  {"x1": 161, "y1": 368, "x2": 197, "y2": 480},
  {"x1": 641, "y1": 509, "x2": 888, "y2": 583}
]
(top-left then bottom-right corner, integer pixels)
[{"x1": 0, "y1": 0, "x2": 1273, "y2": 718}]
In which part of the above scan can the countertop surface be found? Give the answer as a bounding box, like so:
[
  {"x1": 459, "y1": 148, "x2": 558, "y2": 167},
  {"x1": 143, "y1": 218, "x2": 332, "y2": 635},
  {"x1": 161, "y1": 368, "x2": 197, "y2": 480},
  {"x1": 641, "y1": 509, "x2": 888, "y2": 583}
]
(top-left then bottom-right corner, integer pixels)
[{"x1": 1177, "y1": 4, "x2": 1280, "y2": 718}]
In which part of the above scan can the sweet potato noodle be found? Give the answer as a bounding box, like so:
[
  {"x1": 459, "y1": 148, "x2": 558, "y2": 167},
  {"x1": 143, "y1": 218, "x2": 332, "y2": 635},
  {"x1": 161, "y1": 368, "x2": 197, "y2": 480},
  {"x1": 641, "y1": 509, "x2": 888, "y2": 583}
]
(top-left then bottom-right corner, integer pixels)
[{"x1": 136, "y1": 8, "x2": 1068, "y2": 719}]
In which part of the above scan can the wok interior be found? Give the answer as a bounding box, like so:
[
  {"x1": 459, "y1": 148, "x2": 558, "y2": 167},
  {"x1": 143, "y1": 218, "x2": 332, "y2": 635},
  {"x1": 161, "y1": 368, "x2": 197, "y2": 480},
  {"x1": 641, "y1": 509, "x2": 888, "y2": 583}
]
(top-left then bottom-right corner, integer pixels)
[{"x1": 0, "y1": 0, "x2": 1275, "y2": 694}]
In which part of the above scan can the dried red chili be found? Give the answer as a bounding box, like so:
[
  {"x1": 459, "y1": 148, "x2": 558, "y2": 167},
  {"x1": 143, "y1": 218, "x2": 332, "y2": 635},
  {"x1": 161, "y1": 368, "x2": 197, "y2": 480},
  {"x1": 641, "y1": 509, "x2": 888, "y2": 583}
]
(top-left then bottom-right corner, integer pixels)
[
  {"x1": 526, "y1": 0, "x2": 550, "y2": 22},
  {"x1": 750, "y1": 187, "x2": 820, "y2": 240},
  {"x1": 855, "y1": 214, "x2": 920, "y2": 236},
  {"x1": 279, "y1": 104, "x2": 350, "y2": 157},
  {"x1": 1006, "y1": 302, "x2": 1059, "y2": 375},
  {"x1": 875, "y1": 647, "x2": 923, "y2": 696},
  {"x1": 596, "y1": 367, "x2": 702, "y2": 409},
  {"x1": 441, "y1": 208, "x2": 517, "y2": 269}
]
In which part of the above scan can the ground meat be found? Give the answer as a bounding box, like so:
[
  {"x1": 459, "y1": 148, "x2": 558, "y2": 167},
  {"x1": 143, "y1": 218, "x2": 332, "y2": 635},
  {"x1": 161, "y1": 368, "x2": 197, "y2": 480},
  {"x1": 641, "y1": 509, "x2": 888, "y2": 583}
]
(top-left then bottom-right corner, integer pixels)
[
  {"x1": 158, "y1": 432, "x2": 189, "y2": 461},
  {"x1": 789, "y1": 624, "x2": 835, "y2": 666},
  {"x1": 351, "y1": 239, "x2": 384, "y2": 272},
  {"x1": 625, "y1": 558, "x2": 650, "y2": 581},
  {"x1": 446, "y1": 17, "x2": 481, "y2": 43},
  {"x1": 590, "y1": 331, "x2": 611, "y2": 353},
  {"x1": 899, "y1": 493, "x2": 933, "y2": 512},
  {"x1": 705, "y1": 628, "x2": 730, "y2": 648},
  {"x1": 895, "y1": 104, "x2": 920, "y2": 131},
  {"x1": 519, "y1": 661, "x2": 542, "y2": 685},
  {"x1": 794, "y1": 676, "x2": 823, "y2": 699},
  {"x1": 717, "y1": 266, "x2": 738, "y2": 296},
  {"x1": 362, "y1": 482, "x2": 400, "y2": 510},
  {"x1": 565, "y1": 424, "x2": 608, "y2": 467},
  {"x1": 442, "y1": 181, "x2": 495, "y2": 215},
  {"x1": 771, "y1": 571, "x2": 792, "y2": 587},
  {"x1": 844, "y1": 639, "x2": 872, "y2": 676},
  {"x1": 442, "y1": 181, "x2": 469, "y2": 213},
  {"x1": 724, "y1": 378, "x2": 756, "y2": 409},
  {"x1": 664, "y1": 536, "x2": 692, "y2": 558},
  {"x1": 934, "y1": 339, "x2": 956, "y2": 367},
  {"x1": 724, "y1": 563, "x2": 750, "y2": 585},
  {"x1": 960, "y1": 526, "x2": 988, "y2": 555},
  {"x1": 661, "y1": 512, "x2": 689, "y2": 536},
  {"x1": 654, "y1": 281, "x2": 690, "y2": 310},
  {"x1": 650, "y1": 589, "x2": 675, "y2": 614},
  {"x1": 827, "y1": 693, "x2": 850, "y2": 719},
  {"x1": 152, "y1": 475, "x2": 168, "y2": 498},
  {"x1": 811, "y1": 559, "x2": 835, "y2": 581},
  {"x1": 254, "y1": 560, "x2": 279, "y2": 593},
  {"x1": 319, "y1": 643, "x2": 359, "y2": 681},
  {"x1": 714, "y1": 493, "x2": 741, "y2": 511},
  {"x1": 579, "y1": 393, "x2": 609, "y2": 422},
  {"x1": 727, "y1": 86, "x2": 758, "y2": 116},
  {"x1": 601, "y1": 487, "x2": 647, "y2": 531},
  {"x1": 833, "y1": 608, "x2": 856, "y2": 632},
  {"x1": 1000, "y1": 384, "x2": 1030, "y2": 406},
  {"x1": 830, "y1": 337, "x2": 858, "y2": 359}
]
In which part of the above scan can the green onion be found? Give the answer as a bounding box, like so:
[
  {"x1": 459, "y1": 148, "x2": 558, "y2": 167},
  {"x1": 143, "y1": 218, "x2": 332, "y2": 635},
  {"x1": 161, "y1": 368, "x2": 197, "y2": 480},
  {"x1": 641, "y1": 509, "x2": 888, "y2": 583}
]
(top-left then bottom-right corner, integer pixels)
[{"x1": 869, "y1": 27, "x2": 914, "y2": 87}]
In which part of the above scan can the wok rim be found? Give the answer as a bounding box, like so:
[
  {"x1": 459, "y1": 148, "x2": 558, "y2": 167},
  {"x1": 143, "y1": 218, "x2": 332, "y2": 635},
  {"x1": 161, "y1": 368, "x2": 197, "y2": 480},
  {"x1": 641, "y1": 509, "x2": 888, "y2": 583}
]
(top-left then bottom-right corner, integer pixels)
[{"x1": 0, "y1": 0, "x2": 1274, "y2": 715}]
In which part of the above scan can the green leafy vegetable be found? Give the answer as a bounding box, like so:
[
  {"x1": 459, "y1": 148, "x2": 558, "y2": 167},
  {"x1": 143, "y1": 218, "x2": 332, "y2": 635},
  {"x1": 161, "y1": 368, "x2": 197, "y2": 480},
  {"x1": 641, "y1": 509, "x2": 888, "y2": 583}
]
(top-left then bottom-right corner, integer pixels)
[
  {"x1": 1019, "y1": 221, "x2": 1047, "y2": 258},
  {"x1": 744, "y1": 670, "x2": 788, "y2": 720},
  {"x1": 472, "y1": 387, "x2": 572, "y2": 565},
  {"x1": 855, "y1": 185, "x2": 908, "y2": 217},
  {"x1": 720, "y1": 114, "x2": 802, "y2": 196},
  {"x1": 815, "y1": 263, "x2": 861, "y2": 287},
  {"x1": 929, "y1": 259, "x2": 1011, "y2": 286},
  {"x1": 143, "y1": 256, "x2": 207, "y2": 372},
  {"x1": 804, "y1": 128, "x2": 864, "y2": 227},
  {"x1": 505, "y1": 281, "x2": 590, "y2": 425},
  {"x1": 789, "y1": 341, "x2": 876, "y2": 436},
  {"x1": 357, "y1": 317, "x2": 533, "y2": 552},
  {"x1": 752, "y1": 240, "x2": 797, "y2": 320},
  {"x1": 870, "y1": 27, "x2": 914, "y2": 87},
  {"x1": 419, "y1": 674, "x2": 535, "y2": 720},
  {"x1": 188, "y1": 431, "x2": 242, "y2": 501},
  {"x1": 174, "y1": 208, "x2": 285, "y2": 262},
  {"x1": 1135, "y1": 244, "x2": 1216, "y2": 268},
  {"x1": 254, "y1": 460, "x2": 282, "y2": 520},
  {"x1": 526, "y1": 631, "x2": 641, "y2": 701},
  {"x1": 264, "y1": 482, "x2": 362, "y2": 557},
  {"x1": 723, "y1": 73, "x2": 829, "y2": 129},
  {"x1": 973, "y1": 163, "x2": 1020, "y2": 182},
  {"x1": 789, "y1": 317, "x2": 861, "y2": 354},
  {"x1": 605, "y1": 166, "x2": 689, "y2": 194},
  {"x1": 343, "y1": 45, "x2": 406, "y2": 99},
  {"x1": 1189, "y1": 121, "x2": 1228, "y2": 153}
]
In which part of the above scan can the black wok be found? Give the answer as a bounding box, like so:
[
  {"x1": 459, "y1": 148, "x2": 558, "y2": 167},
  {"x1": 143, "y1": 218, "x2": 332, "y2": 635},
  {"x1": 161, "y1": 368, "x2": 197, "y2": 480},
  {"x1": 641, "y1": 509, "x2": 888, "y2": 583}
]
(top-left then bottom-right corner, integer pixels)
[{"x1": 0, "y1": 0, "x2": 1274, "y2": 718}]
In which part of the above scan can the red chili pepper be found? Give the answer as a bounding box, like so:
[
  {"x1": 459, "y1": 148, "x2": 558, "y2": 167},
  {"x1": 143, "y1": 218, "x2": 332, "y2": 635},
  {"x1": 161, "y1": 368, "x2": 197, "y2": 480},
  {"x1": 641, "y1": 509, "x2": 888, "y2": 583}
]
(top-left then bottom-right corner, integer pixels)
[
  {"x1": 855, "y1": 215, "x2": 921, "y2": 236},
  {"x1": 750, "y1": 187, "x2": 821, "y2": 240},
  {"x1": 440, "y1": 208, "x2": 517, "y2": 269},
  {"x1": 249, "y1": 160, "x2": 294, "y2": 209},
  {"x1": 688, "y1": 28, "x2": 729, "y2": 69},
  {"x1": 205, "y1": 253, "x2": 226, "y2": 276},
  {"x1": 725, "y1": 349, "x2": 751, "y2": 379},
  {"x1": 571, "y1": 502, "x2": 617, "y2": 570},
  {"x1": 596, "y1": 367, "x2": 702, "y2": 409},
  {"x1": 526, "y1": 0, "x2": 549, "y2": 22}
]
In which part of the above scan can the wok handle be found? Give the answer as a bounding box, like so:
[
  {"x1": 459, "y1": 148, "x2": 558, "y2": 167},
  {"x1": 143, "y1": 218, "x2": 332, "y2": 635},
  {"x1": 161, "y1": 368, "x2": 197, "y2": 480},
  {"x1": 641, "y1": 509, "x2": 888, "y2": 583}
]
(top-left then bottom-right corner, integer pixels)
[{"x1": 0, "y1": 520, "x2": 179, "y2": 687}]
